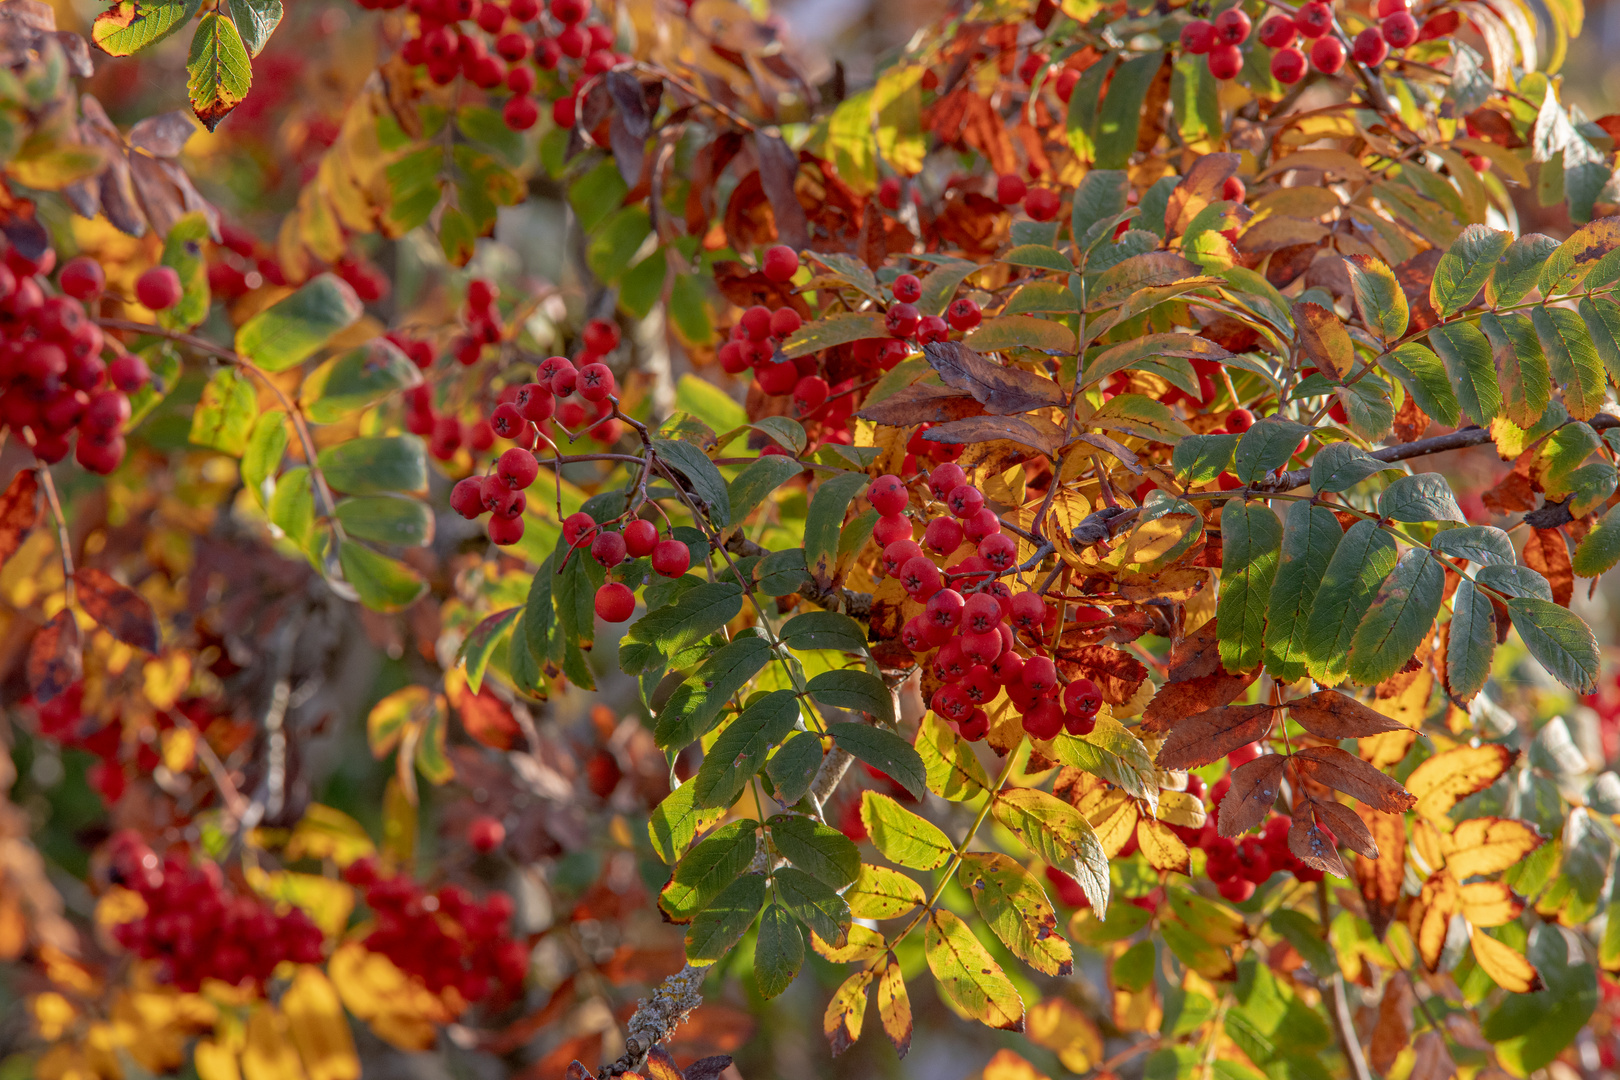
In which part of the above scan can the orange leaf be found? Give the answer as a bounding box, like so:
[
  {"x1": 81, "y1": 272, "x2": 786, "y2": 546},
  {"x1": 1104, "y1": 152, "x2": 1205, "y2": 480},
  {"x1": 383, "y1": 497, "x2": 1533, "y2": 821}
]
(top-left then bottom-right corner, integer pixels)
[
  {"x1": 1405, "y1": 744, "x2": 1517, "y2": 820},
  {"x1": 1409, "y1": 874, "x2": 1458, "y2": 971},
  {"x1": 27, "y1": 609, "x2": 81, "y2": 704},
  {"x1": 823, "y1": 969, "x2": 873, "y2": 1055},
  {"x1": 1290, "y1": 746, "x2": 1417, "y2": 813},
  {"x1": 1141, "y1": 668, "x2": 1256, "y2": 734},
  {"x1": 876, "y1": 954, "x2": 912, "y2": 1059},
  {"x1": 1522, "y1": 527, "x2": 1574, "y2": 606},
  {"x1": 1155, "y1": 703, "x2": 1276, "y2": 770}
]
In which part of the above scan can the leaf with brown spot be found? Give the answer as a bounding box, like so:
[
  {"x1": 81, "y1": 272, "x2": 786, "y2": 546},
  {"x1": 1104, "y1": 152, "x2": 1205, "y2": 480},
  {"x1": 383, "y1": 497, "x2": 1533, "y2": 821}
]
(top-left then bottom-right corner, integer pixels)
[
  {"x1": 921, "y1": 340, "x2": 1066, "y2": 415},
  {"x1": 1410, "y1": 874, "x2": 1458, "y2": 970},
  {"x1": 922, "y1": 416, "x2": 1061, "y2": 456},
  {"x1": 1293, "y1": 301, "x2": 1355, "y2": 381},
  {"x1": 642, "y1": 1046, "x2": 682, "y2": 1080},
  {"x1": 856, "y1": 384, "x2": 986, "y2": 426},
  {"x1": 1289, "y1": 803, "x2": 1347, "y2": 877},
  {"x1": 823, "y1": 969, "x2": 873, "y2": 1056},
  {"x1": 1140, "y1": 669, "x2": 1257, "y2": 734},
  {"x1": 1405, "y1": 744, "x2": 1517, "y2": 820},
  {"x1": 0, "y1": 469, "x2": 40, "y2": 568},
  {"x1": 1052, "y1": 644, "x2": 1146, "y2": 706},
  {"x1": 1522, "y1": 528, "x2": 1574, "y2": 606},
  {"x1": 1310, "y1": 798, "x2": 1379, "y2": 858},
  {"x1": 1216, "y1": 753, "x2": 1287, "y2": 837},
  {"x1": 1393, "y1": 392, "x2": 1431, "y2": 443},
  {"x1": 1134, "y1": 817, "x2": 1189, "y2": 873},
  {"x1": 1439, "y1": 817, "x2": 1544, "y2": 878},
  {"x1": 1287, "y1": 690, "x2": 1410, "y2": 740},
  {"x1": 1369, "y1": 973, "x2": 1414, "y2": 1075},
  {"x1": 1155, "y1": 703, "x2": 1275, "y2": 770},
  {"x1": 1354, "y1": 801, "x2": 1405, "y2": 938},
  {"x1": 27, "y1": 609, "x2": 81, "y2": 704},
  {"x1": 681, "y1": 1056, "x2": 735, "y2": 1080},
  {"x1": 1291, "y1": 746, "x2": 1416, "y2": 813},
  {"x1": 1458, "y1": 880, "x2": 1523, "y2": 926},
  {"x1": 1468, "y1": 928, "x2": 1541, "y2": 992},
  {"x1": 73, "y1": 567, "x2": 161, "y2": 653},
  {"x1": 1168, "y1": 617, "x2": 1220, "y2": 681},
  {"x1": 876, "y1": 955, "x2": 912, "y2": 1059}
]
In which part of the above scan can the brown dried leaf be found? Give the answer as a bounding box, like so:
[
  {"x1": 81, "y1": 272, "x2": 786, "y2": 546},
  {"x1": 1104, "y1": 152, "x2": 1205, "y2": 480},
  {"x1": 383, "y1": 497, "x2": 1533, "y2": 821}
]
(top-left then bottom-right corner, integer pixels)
[
  {"x1": 682, "y1": 1056, "x2": 735, "y2": 1080},
  {"x1": 1354, "y1": 801, "x2": 1405, "y2": 938},
  {"x1": 1168, "y1": 617, "x2": 1221, "y2": 682},
  {"x1": 922, "y1": 416, "x2": 1060, "y2": 456},
  {"x1": 921, "y1": 340, "x2": 1066, "y2": 415},
  {"x1": 1291, "y1": 746, "x2": 1416, "y2": 813},
  {"x1": 1052, "y1": 643, "x2": 1147, "y2": 705},
  {"x1": 1217, "y1": 753, "x2": 1287, "y2": 837},
  {"x1": 73, "y1": 567, "x2": 161, "y2": 653},
  {"x1": 1289, "y1": 804, "x2": 1348, "y2": 877},
  {"x1": 0, "y1": 468, "x2": 40, "y2": 568},
  {"x1": 1140, "y1": 669, "x2": 1257, "y2": 734},
  {"x1": 1311, "y1": 798, "x2": 1379, "y2": 858},
  {"x1": 1164, "y1": 152, "x2": 1240, "y2": 239},
  {"x1": 1155, "y1": 703, "x2": 1275, "y2": 771},
  {"x1": 127, "y1": 111, "x2": 198, "y2": 157},
  {"x1": 1369, "y1": 973, "x2": 1414, "y2": 1074},
  {"x1": 1287, "y1": 690, "x2": 1409, "y2": 740},
  {"x1": 1393, "y1": 391, "x2": 1431, "y2": 443},
  {"x1": 1293, "y1": 301, "x2": 1354, "y2": 381},
  {"x1": 27, "y1": 609, "x2": 81, "y2": 704},
  {"x1": 1521, "y1": 528, "x2": 1574, "y2": 607},
  {"x1": 1410, "y1": 1030, "x2": 1457, "y2": 1080},
  {"x1": 856, "y1": 383, "x2": 986, "y2": 426}
]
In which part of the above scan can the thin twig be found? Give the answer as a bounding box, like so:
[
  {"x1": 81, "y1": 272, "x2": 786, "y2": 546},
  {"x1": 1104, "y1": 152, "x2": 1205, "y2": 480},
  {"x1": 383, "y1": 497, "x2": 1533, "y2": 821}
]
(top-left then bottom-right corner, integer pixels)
[{"x1": 37, "y1": 466, "x2": 74, "y2": 604}]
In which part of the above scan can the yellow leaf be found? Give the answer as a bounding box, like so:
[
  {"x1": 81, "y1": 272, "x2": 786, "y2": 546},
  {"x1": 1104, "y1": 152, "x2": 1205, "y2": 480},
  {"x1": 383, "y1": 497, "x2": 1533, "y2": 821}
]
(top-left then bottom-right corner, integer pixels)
[
  {"x1": 823, "y1": 969, "x2": 873, "y2": 1056},
  {"x1": 1135, "y1": 817, "x2": 1189, "y2": 873},
  {"x1": 1408, "y1": 875, "x2": 1458, "y2": 971},
  {"x1": 367, "y1": 686, "x2": 434, "y2": 759},
  {"x1": 1406, "y1": 744, "x2": 1516, "y2": 820},
  {"x1": 242, "y1": 1005, "x2": 308, "y2": 1080},
  {"x1": 811, "y1": 923, "x2": 886, "y2": 963},
  {"x1": 283, "y1": 805, "x2": 376, "y2": 868},
  {"x1": 1026, "y1": 997, "x2": 1103, "y2": 1073},
  {"x1": 1468, "y1": 928, "x2": 1542, "y2": 993},
  {"x1": 143, "y1": 653, "x2": 192, "y2": 710},
  {"x1": 1440, "y1": 818, "x2": 1544, "y2": 878},
  {"x1": 161, "y1": 726, "x2": 197, "y2": 773},
  {"x1": 1074, "y1": 782, "x2": 1138, "y2": 857},
  {"x1": 924, "y1": 909, "x2": 1025, "y2": 1031},
  {"x1": 96, "y1": 886, "x2": 148, "y2": 927},
  {"x1": 245, "y1": 868, "x2": 354, "y2": 938},
  {"x1": 876, "y1": 956, "x2": 912, "y2": 1058},
  {"x1": 283, "y1": 967, "x2": 361, "y2": 1080},
  {"x1": 1457, "y1": 881, "x2": 1523, "y2": 928},
  {"x1": 195, "y1": 1040, "x2": 242, "y2": 1080},
  {"x1": 977, "y1": 1049, "x2": 1052, "y2": 1080},
  {"x1": 29, "y1": 992, "x2": 77, "y2": 1040},
  {"x1": 1122, "y1": 513, "x2": 1199, "y2": 566},
  {"x1": 1156, "y1": 789, "x2": 1207, "y2": 828},
  {"x1": 326, "y1": 942, "x2": 448, "y2": 1052}
]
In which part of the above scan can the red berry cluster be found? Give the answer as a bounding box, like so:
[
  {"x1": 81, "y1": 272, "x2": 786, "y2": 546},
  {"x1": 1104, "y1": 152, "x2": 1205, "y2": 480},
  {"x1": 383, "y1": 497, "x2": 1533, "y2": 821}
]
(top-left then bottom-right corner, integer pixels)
[
  {"x1": 107, "y1": 835, "x2": 324, "y2": 992},
  {"x1": 719, "y1": 245, "x2": 809, "y2": 392},
  {"x1": 386, "y1": 0, "x2": 626, "y2": 134},
  {"x1": 992, "y1": 173, "x2": 1061, "y2": 223},
  {"x1": 1182, "y1": 0, "x2": 1420, "y2": 84},
  {"x1": 551, "y1": 511, "x2": 690, "y2": 622},
  {"x1": 204, "y1": 223, "x2": 289, "y2": 302},
  {"x1": 0, "y1": 246, "x2": 151, "y2": 474},
  {"x1": 875, "y1": 467, "x2": 1103, "y2": 742},
  {"x1": 343, "y1": 857, "x2": 528, "y2": 1004},
  {"x1": 1198, "y1": 807, "x2": 1325, "y2": 902}
]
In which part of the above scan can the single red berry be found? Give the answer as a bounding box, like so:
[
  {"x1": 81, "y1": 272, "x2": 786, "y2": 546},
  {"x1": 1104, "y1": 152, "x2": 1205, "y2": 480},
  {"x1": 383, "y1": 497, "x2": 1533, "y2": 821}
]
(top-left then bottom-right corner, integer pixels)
[
  {"x1": 1222, "y1": 176, "x2": 1247, "y2": 203},
  {"x1": 1271, "y1": 46, "x2": 1307, "y2": 84},
  {"x1": 59, "y1": 257, "x2": 105, "y2": 300},
  {"x1": 594, "y1": 581, "x2": 635, "y2": 622},
  {"x1": 550, "y1": 362, "x2": 579, "y2": 398},
  {"x1": 1214, "y1": 8, "x2": 1251, "y2": 43},
  {"x1": 762, "y1": 245, "x2": 799, "y2": 282},
  {"x1": 867, "y1": 474, "x2": 909, "y2": 516},
  {"x1": 1352, "y1": 26, "x2": 1389, "y2": 65},
  {"x1": 756, "y1": 358, "x2": 798, "y2": 395},
  {"x1": 503, "y1": 95, "x2": 540, "y2": 131},
  {"x1": 740, "y1": 305, "x2": 773, "y2": 342},
  {"x1": 108, "y1": 354, "x2": 151, "y2": 392},
  {"x1": 550, "y1": 0, "x2": 586, "y2": 21},
  {"x1": 878, "y1": 176, "x2": 902, "y2": 210},
  {"x1": 488, "y1": 514, "x2": 525, "y2": 545},
  {"x1": 994, "y1": 173, "x2": 1027, "y2": 205},
  {"x1": 1180, "y1": 18, "x2": 1215, "y2": 53},
  {"x1": 1064, "y1": 677, "x2": 1103, "y2": 718},
  {"x1": 623, "y1": 519, "x2": 658, "y2": 557},
  {"x1": 1023, "y1": 701, "x2": 1064, "y2": 739},
  {"x1": 893, "y1": 274, "x2": 922, "y2": 304},
  {"x1": 651, "y1": 539, "x2": 691, "y2": 578},
  {"x1": 451, "y1": 477, "x2": 485, "y2": 519},
  {"x1": 591, "y1": 529, "x2": 627, "y2": 567},
  {"x1": 578, "y1": 362, "x2": 615, "y2": 402},
  {"x1": 1017, "y1": 50, "x2": 1048, "y2": 84},
  {"x1": 1226, "y1": 407, "x2": 1256, "y2": 433},
  {"x1": 882, "y1": 539, "x2": 925, "y2": 577},
  {"x1": 770, "y1": 307, "x2": 802, "y2": 339},
  {"x1": 1055, "y1": 68, "x2": 1081, "y2": 102},
  {"x1": 924, "y1": 516, "x2": 964, "y2": 555},
  {"x1": 583, "y1": 319, "x2": 619, "y2": 354},
  {"x1": 1310, "y1": 34, "x2": 1345, "y2": 73},
  {"x1": 468, "y1": 816, "x2": 505, "y2": 853},
  {"x1": 873, "y1": 514, "x2": 913, "y2": 547},
  {"x1": 1381, "y1": 11, "x2": 1418, "y2": 47},
  {"x1": 1257, "y1": 14, "x2": 1297, "y2": 47},
  {"x1": 562, "y1": 510, "x2": 598, "y2": 548},
  {"x1": 1024, "y1": 187, "x2": 1061, "y2": 221},
  {"x1": 917, "y1": 315, "x2": 949, "y2": 343},
  {"x1": 1022, "y1": 656, "x2": 1058, "y2": 696},
  {"x1": 1296, "y1": 1, "x2": 1333, "y2": 36},
  {"x1": 946, "y1": 483, "x2": 984, "y2": 519},
  {"x1": 928, "y1": 462, "x2": 967, "y2": 500},
  {"x1": 496, "y1": 447, "x2": 539, "y2": 489},
  {"x1": 885, "y1": 303, "x2": 920, "y2": 339},
  {"x1": 135, "y1": 266, "x2": 183, "y2": 311},
  {"x1": 1376, "y1": 0, "x2": 1408, "y2": 15},
  {"x1": 899, "y1": 555, "x2": 942, "y2": 600},
  {"x1": 1207, "y1": 43, "x2": 1243, "y2": 79},
  {"x1": 946, "y1": 297, "x2": 981, "y2": 331},
  {"x1": 793, "y1": 375, "x2": 829, "y2": 413},
  {"x1": 552, "y1": 94, "x2": 577, "y2": 128}
]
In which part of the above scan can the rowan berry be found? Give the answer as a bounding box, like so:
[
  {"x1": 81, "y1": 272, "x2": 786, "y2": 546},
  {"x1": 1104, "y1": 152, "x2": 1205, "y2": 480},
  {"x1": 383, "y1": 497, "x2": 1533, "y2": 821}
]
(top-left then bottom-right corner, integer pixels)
[{"x1": 594, "y1": 581, "x2": 635, "y2": 621}]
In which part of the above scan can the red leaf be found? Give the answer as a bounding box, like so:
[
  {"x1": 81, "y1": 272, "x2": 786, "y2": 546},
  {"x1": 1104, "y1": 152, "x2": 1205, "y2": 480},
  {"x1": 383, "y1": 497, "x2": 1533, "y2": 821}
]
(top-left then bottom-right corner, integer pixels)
[
  {"x1": 1287, "y1": 690, "x2": 1409, "y2": 739},
  {"x1": 1141, "y1": 669, "x2": 1257, "y2": 734},
  {"x1": 73, "y1": 567, "x2": 161, "y2": 653},
  {"x1": 1155, "y1": 703, "x2": 1276, "y2": 770},
  {"x1": 458, "y1": 688, "x2": 520, "y2": 750},
  {"x1": 27, "y1": 609, "x2": 82, "y2": 703},
  {"x1": 0, "y1": 469, "x2": 40, "y2": 568},
  {"x1": 1217, "y1": 753, "x2": 1287, "y2": 837},
  {"x1": 1289, "y1": 802, "x2": 1347, "y2": 877},
  {"x1": 1291, "y1": 746, "x2": 1417, "y2": 813}
]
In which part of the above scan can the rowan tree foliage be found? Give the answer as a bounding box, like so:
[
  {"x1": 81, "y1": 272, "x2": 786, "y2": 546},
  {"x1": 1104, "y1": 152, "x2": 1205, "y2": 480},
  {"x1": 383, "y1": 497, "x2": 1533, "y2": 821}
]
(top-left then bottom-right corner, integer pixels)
[{"x1": 6, "y1": 0, "x2": 1620, "y2": 1076}]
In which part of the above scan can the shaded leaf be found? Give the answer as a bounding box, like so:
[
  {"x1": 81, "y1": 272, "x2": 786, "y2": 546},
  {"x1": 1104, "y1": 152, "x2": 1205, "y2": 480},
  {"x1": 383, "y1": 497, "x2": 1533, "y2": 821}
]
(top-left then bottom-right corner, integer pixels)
[{"x1": 73, "y1": 567, "x2": 160, "y2": 653}]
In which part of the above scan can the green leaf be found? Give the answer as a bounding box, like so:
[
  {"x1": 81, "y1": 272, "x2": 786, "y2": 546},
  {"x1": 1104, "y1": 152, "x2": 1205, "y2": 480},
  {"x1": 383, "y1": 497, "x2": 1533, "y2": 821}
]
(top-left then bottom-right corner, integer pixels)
[
  {"x1": 1070, "y1": 169, "x2": 1130, "y2": 246},
  {"x1": 916, "y1": 713, "x2": 990, "y2": 802},
  {"x1": 334, "y1": 496, "x2": 433, "y2": 547},
  {"x1": 1064, "y1": 62, "x2": 1111, "y2": 162},
  {"x1": 773, "y1": 866, "x2": 851, "y2": 948},
  {"x1": 685, "y1": 872, "x2": 766, "y2": 963},
  {"x1": 1447, "y1": 579, "x2": 1496, "y2": 704},
  {"x1": 1487, "y1": 233, "x2": 1562, "y2": 307},
  {"x1": 803, "y1": 471, "x2": 866, "y2": 589},
  {"x1": 1379, "y1": 472, "x2": 1466, "y2": 523},
  {"x1": 750, "y1": 417, "x2": 807, "y2": 455},
  {"x1": 1268, "y1": 910, "x2": 1338, "y2": 978},
  {"x1": 1577, "y1": 295, "x2": 1620, "y2": 388},
  {"x1": 755, "y1": 904, "x2": 804, "y2": 999},
  {"x1": 300, "y1": 340, "x2": 421, "y2": 424},
  {"x1": 240, "y1": 408, "x2": 287, "y2": 508},
  {"x1": 1574, "y1": 503, "x2": 1620, "y2": 576},
  {"x1": 1346, "y1": 548, "x2": 1445, "y2": 685},
  {"x1": 652, "y1": 437, "x2": 730, "y2": 526},
  {"x1": 727, "y1": 456, "x2": 801, "y2": 527},
  {"x1": 1532, "y1": 304, "x2": 1607, "y2": 420},
  {"x1": 189, "y1": 368, "x2": 258, "y2": 456},
  {"x1": 457, "y1": 606, "x2": 517, "y2": 694},
  {"x1": 1310, "y1": 443, "x2": 1400, "y2": 493},
  {"x1": 917, "y1": 258, "x2": 979, "y2": 317},
  {"x1": 780, "y1": 610, "x2": 868, "y2": 654},
  {"x1": 1343, "y1": 254, "x2": 1408, "y2": 341},
  {"x1": 991, "y1": 788, "x2": 1110, "y2": 914},
  {"x1": 413, "y1": 697, "x2": 452, "y2": 784},
  {"x1": 234, "y1": 274, "x2": 363, "y2": 372},
  {"x1": 1002, "y1": 245, "x2": 1074, "y2": 273},
  {"x1": 661, "y1": 820, "x2": 758, "y2": 920},
  {"x1": 692, "y1": 691, "x2": 801, "y2": 808},
  {"x1": 522, "y1": 548, "x2": 557, "y2": 664},
  {"x1": 1506, "y1": 596, "x2": 1600, "y2": 692},
  {"x1": 807, "y1": 669, "x2": 895, "y2": 724},
  {"x1": 185, "y1": 12, "x2": 252, "y2": 132},
  {"x1": 1217, "y1": 499, "x2": 1283, "y2": 674},
  {"x1": 267, "y1": 466, "x2": 316, "y2": 557},
  {"x1": 654, "y1": 636, "x2": 773, "y2": 750},
  {"x1": 226, "y1": 0, "x2": 281, "y2": 54},
  {"x1": 1474, "y1": 564, "x2": 1553, "y2": 601},
  {"x1": 756, "y1": 548, "x2": 812, "y2": 597},
  {"x1": 1090, "y1": 392, "x2": 1192, "y2": 444},
  {"x1": 1429, "y1": 321, "x2": 1501, "y2": 428},
  {"x1": 1381, "y1": 342, "x2": 1462, "y2": 428},
  {"x1": 1050, "y1": 717, "x2": 1157, "y2": 805},
  {"x1": 1095, "y1": 52, "x2": 1162, "y2": 169},
  {"x1": 828, "y1": 723, "x2": 925, "y2": 799},
  {"x1": 964, "y1": 315, "x2": 1076, "y2": 353},
  {"x1": 957, "y1": 851, "x2": 1072, "y2": 977},
  {"x1": 1431, "y1": 224, "x2": 1511, "y2": 317},
  {"x1": 158, "y1": 212, "x2": 211, "y2": 330},
  {"x1": 317, "y1": 435, "x2": 427, "y2": 496},
  {"x1": 765, "y1": 732, "x2": 822, "y2": 806},
  {"x1": 338, "y1": 540, "x2": 427, "y2": 612},
  {"x1": 619, "y1": 582, "x2": 744, "y2": 677},
  {"x1": 861, "y1": 790, "x2": 952, "y2": 869},
  {"x1": 1304, "y1": 520, "x2": 1400, "y2": 685},
  {"x1": 1482, "y1": 926, "x2": 1597, "y2": 1075},
  {"x1": 1433, "y1": 525, "x2": 1517, "y2": 566},
  {"x1": 767, "y1": 813, "x2": 860, "y2": 889},
  {"x1": 1233, "y1": 417, "x2": 1309, "y2": 484},
  {"x1": 1172, "y1": 433, "x2": 1240, "y2": 487},
  {"x1": 1263, "y1": 501, "x2": 1342, "y2": 683},
  {"x1": 648, "y1": 782, "x2": 726, "y2": 865},
  {"x1": 92, "y1": 0, "x2": 200, "y2": 56},
  {"x1": 1480, "y1": 311, "x2": 1551, "y2": 429}
]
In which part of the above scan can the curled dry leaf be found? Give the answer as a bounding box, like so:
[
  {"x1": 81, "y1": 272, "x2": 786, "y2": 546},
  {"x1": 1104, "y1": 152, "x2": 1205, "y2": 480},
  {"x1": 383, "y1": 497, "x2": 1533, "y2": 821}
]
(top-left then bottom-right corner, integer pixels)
[
  {"x1": 1286, "y1": 690, "x2": 1409, "y2": 740},
  {"x1": 856, "y1": 383, "x2": 986, "y2": 426},
  {"x1": 1140, "y1": 668, "x2": 1256, "y2": 734},
  {"x1": 922, "y1": 416, "x2": 1063, "y2": 456},
  {"x1": 73, "y1": 567, "x2": 162, "y2": 654},
  {"x1": 1288, "y1": 803, "x2": 1348, "y2": 877},
  {"x1": 1216, "y1": 753, "x2": 1287, "y2": 838},
  {"x1": 1290, "y1": 746, "x2": 1417, "y2": 814},
  {"x1": 1167, "y1": 617, "x2": 1221, "y2": 682},
  {"x1": 1310, "y1": 798, "x2": 1380, "y2": 859},
  {"x1": 921, "y1": 340, "x2": 1066, "y2": 415},
  {"x1": 1154, "y1": 703, "x2": 1275, "y2": 770}
]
